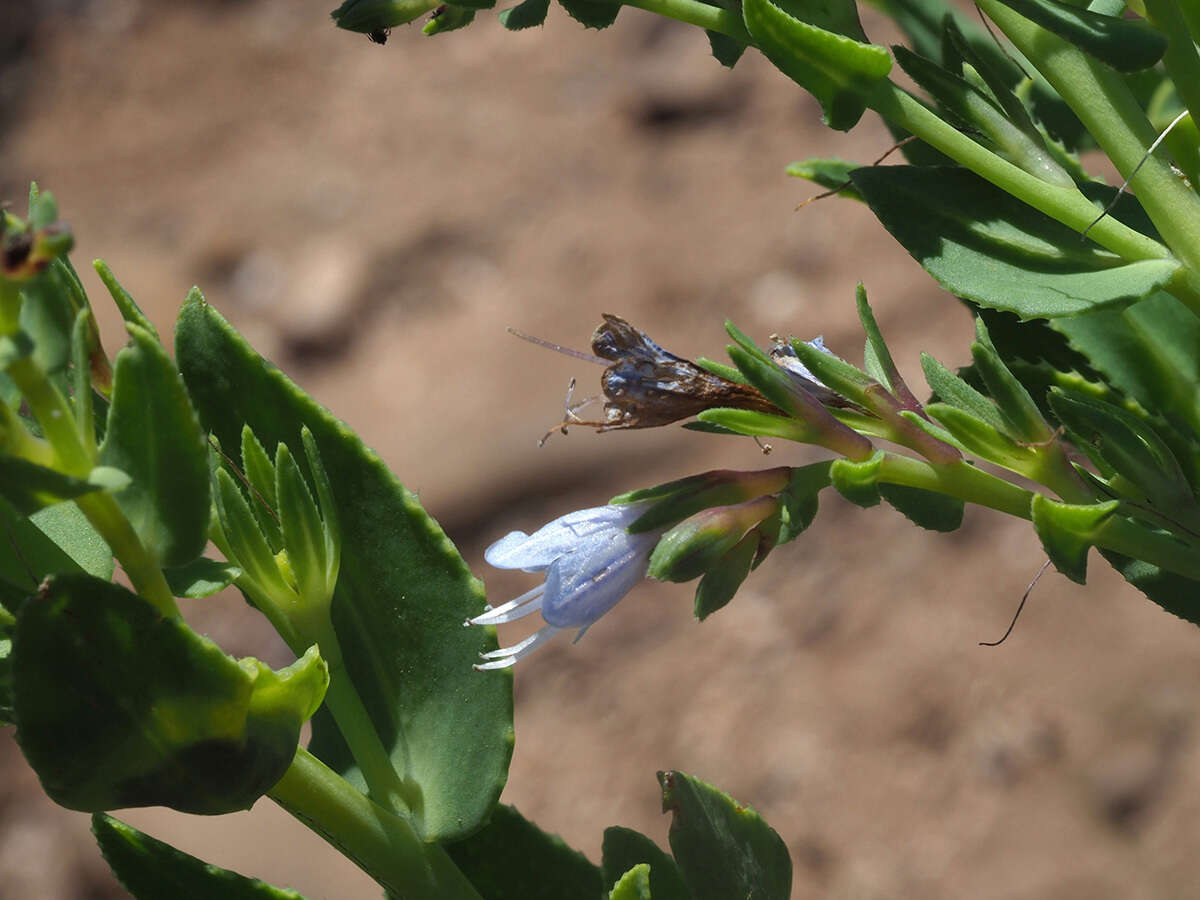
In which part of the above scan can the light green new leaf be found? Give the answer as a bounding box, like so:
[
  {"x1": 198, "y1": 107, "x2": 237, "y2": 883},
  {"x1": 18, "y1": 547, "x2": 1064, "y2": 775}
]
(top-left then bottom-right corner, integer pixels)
[
  {"x1": 94, "y1": 814, "x2": 308, "y2": 900},
  {"x1": 610, "y1": 864, "x2": 653, "y2": 900},
  {"x1": 175, "y1": 292, "x2": 512, "y2": 842}
]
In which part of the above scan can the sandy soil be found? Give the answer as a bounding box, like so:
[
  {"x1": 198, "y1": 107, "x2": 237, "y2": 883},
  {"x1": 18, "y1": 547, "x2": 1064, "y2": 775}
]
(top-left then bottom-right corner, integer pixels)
[{"x1": 2, "y1": 1, "x2": 1200, "y2": 897}]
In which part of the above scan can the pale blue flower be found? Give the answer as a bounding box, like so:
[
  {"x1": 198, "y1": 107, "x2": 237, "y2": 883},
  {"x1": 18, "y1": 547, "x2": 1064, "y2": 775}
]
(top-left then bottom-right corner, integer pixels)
[{"x1": 466, "y1": 502, "x2": 658, "y2": 669}]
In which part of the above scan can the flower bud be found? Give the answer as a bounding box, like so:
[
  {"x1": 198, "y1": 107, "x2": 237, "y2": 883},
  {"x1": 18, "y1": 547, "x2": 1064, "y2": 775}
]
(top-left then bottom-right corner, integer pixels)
[{"x1": 649, "y1": 494, "x2": 781, "y2": 583}]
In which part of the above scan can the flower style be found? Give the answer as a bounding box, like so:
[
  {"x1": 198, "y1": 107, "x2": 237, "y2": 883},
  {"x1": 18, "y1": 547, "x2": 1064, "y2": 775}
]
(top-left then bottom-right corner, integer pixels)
[{"x1": 466, "y1": 502, "x2": 659, "y2": 669}]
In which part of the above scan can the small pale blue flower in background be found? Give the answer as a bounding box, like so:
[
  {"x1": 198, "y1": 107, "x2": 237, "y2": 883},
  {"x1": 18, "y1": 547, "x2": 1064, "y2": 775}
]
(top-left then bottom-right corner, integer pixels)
[{"x1": 467, "y1": 501, "x2": 658, "y2": 669}]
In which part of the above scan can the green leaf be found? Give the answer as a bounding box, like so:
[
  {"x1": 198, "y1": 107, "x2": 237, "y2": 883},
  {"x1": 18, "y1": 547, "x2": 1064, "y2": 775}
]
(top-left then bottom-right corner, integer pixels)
[
  {"x1": 176, "y1": 292, "x2": 512, "y2": 842},
  {"x1": 988, "y1": 0, "x2": 1166, "y2": 72},
  {"x1": 707, "y1": 29, "x2": 747, "y2": 67},
  {"x1": 498, "y1": 0, "x2": 550, "y2": 28},
  {"x1": 850, "y1": 166, "x2": 1178, "y2": 319},
  {"x1": 13, "y1": 574, "x2": 326, "y2": 813},
  {"x1": 19, "y1": 258, "x2": 79, "y2": 379},
  {"x1": 1048, "y1": 390, "x2": 1194, "y2": 512},
  {"x1": 1099, "y1": 550, "x2": 1200, "y2": 628},
  {"x1": 29, "y1": 501, "x2": 113, "y2": 581},
  {"x1": 423, "y1": 4, "x2": 477, "y2": 34},
  {"x1": 830, "y1": 449, "x2": 885, "y2": 507},
  {"x1": 971, "y1": 318, "x2": 1053, "y2": 442},
  {"x1": 1029, "y1": 495, "x2": 1119, "y2": 583},
  {"x1": 696, "y1": 408, "x2": 820, "y2": 442},
  {"x1": 94, "y1": 813, "x2": 309, "y2": 899},
  {"x1": 240, "y1": 425, "x2": 284, "y2": 552},
  {"x1": 660, "y1": 770, "x2": 791, "y2": 900},
  {"x1": 610, "y1": 864, "x2": 653, "y2": 900},
  {"x1": 0, "y1": 633, "x2": 13, "y2": 725},
  {"x1": 446, "y1": 804, "x2": 604, "y2": 900},
  {"x1": 0, "y1": 455, "x2": 100, "y2": 515},
  {"x1": 777, "y1": 461, "x2": 830, "y2": 543},
  {"x1": 742, "y1": 0, "x2": 892, "y2": 130},
  {"x1": 99, "y1": 322, "x2": 209, "y2": 567},
  {"x1": 275, "y1": 443, "x2": 328, "y2": 602},
  {"x1": 925, "y1": 402, "x2": 1036, "y2": 470},
  {"x1": 692, "y1": 531, "x2": 759, "y2": 619},
  {"x1": 93, "y1": 260, "x2": 159, "y2": 340},
  {"x1": 603, "y1": 827, "x2": 691, "y2": 900},
  {"x1": 332, "y1": 0, "x2": 441, "y2": 30},
  {"x1": 879, "y1": 483, "x2": 964, "y2": 531},
  {"x1": 785, "y1": 157, "x2": 863, "y2": 201},
  {"x1": 557, "y1": 0, "x2": 620, "y2": 28},
  {"x1": 921, "y1": 353, "x2": 1007, "y2": 431},
  {"x1": 1050, "y1": 291, "x2": 1200, "y2": 438},
  {"x1": 163, "y1": 557, "x2": 241, "y2": 599}
]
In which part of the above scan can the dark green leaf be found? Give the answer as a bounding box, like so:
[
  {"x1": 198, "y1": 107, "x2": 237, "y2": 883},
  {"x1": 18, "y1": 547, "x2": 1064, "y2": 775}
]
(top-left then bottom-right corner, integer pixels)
[
  {"x1": 446, "y1": 804, "x2": 604, "y2": 900},
  {"x1": 692, "y1": 531, "x2": 758, "y2": 619},
  {"x1": 94, "y1": 813, "x2": 308, "y2": 899},
  {"x1": 660, "y1": 770, "x2": 791, "y2": 900},
  {"x1": 332, "y1": 0, "x2": 441, "y2": 30},
  {"x1": 603, "y1": 827, "x2": 691, "y2": 900},
  {"x1": 99, "y1": 322, "x2": 210, "y2": 567},
  {"x1": 176, "y1": 292, "x2": 512, "y2": 842},
  {"x1": 163, "y1": 557, "x2": 242, "y2": 599},
  {"x1": 423, "y1": 4, "x2": 477, "y2": 34},
  {"x1": 742, "y1": 0, "x2": 892, "y2": 130},
  {"x1": 850, "y1": 166, "x2": 1178, "y2": 319},
  {"x1": 557, "y1": 0, "x2": 620, "y2": 28},
  {"x1": 879, "y1": 483, "x2": 964, "y2": 531},
  {"x1": 988, "y1": 0, "x2": 1166, "y2": 72},
  {"x1": 13, "y1": 574, "x2": 326, "y2": 813},
  {"x1": 0, "y1": 633, "x2": 12, "y2": 725},
  {"x1": 707, "y1": 29, "x2": 747, "y2": 66},
  {"x1": 498, "y1": 0, "x2": 550, "y2": 28},
  {"x1": 777, "y1": 461, "x2": 830, "y2": 542}
]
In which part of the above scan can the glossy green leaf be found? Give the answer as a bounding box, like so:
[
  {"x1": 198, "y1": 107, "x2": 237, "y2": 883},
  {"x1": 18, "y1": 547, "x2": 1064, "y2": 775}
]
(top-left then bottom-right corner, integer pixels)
[
  {"x1": 498, "y1": 0, "x2": 550, "y2": 29},
  {"x1": 1030, "y1": 495, "x2": 1119, "y2": 583},
  {"x1": 610, "y1": 865, "x2": 652, "y2": 900},
  {"x1": 879, "y1": 483, "x2": 964, "y2": 531},
  {"x1": 94, "y1": 814, "x2": 308, "y2": 899},
  {"x1": 446, "y1": 804, "x2": 604, "y2": 899},
  {"x1": 99, "y1": 322, "x2": 209, "y2": 567},
  {"x1": 557, "y1": 0, "x2": 620, "y2": 28},
  {"x1": 13, "y1": 574, "x2": 326, "y2": 813},
  {"x1": 163, "y1": 557, "x2": 242, "y2": 599},
  {"x1": 830, "y1": 449, "x2": 885, "y2": 507},
  {"x1": 660, "y1": 770, "x2": 791, "y2": 900},
  {"x1": 0, "y1": 455, "x2": 99, "y2": 515},
  {"x1": 603, "y1": 826, "x2": 691, "y2": 900},
  {"x1": 989, "y1": 0, "x2": 1166, "y2": 72},
  {"x1": 176, "y1": 292, "x2": 512, "y2": 842},
  {"x1": 742, "y1": 0, "x2": 892, "y2": 130},
  {"x1": 850, "y1": 166, "x2": 1178, "y2": 319}
]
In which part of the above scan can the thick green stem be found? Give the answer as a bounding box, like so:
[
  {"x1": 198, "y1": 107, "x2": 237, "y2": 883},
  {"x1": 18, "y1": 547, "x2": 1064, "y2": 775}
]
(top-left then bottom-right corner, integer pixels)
[
  {"x1": 269, "y1": 749, "x2": 482, "y2": 900},
  {"x1": 977, "y1": 0, "x2": 1200, "y2": 286},
  {"x1": 877, "y1": 454, "x2": 1036, "y2": 518}
]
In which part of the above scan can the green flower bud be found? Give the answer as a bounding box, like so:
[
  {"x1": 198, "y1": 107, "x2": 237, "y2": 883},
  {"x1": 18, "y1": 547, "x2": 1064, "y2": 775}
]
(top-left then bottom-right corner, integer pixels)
[{"x1": 649, "y1": 494, "x2": 781, "y2": 583}]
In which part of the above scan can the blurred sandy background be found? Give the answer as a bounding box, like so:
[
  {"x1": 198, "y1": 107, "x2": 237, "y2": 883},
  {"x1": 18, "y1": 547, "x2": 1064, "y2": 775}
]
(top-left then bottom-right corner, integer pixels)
[{"x1": 2, "y1": 1, "x2": 1200, "y2": 897}]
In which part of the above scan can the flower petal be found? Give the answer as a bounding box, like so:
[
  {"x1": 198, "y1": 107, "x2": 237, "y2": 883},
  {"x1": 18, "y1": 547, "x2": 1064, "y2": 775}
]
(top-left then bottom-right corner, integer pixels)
[
  {"x1": 484, "y1": 503, "x2": 646, "y2": 571},
  {"x1": 540, "y1": 531, "x2": 655, "y2": 628}
]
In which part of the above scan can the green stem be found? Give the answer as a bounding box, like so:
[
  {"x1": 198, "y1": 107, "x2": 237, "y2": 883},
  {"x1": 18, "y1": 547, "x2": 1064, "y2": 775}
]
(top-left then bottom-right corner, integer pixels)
[
  {"x1": 877, "y1": 453, "x2": 1036, "y2": 518},
  {"x1": 619, "y1": 0, "x2": 751, "y2": 40},
  {"x1": 1098, "y1": 514, "x2": 1200, "y2": 580},
  {"x1": 0, "y1": 280, "x2": 178, "y2": 617},
  {"x1": 269, "y1": 749, "x2": 482, "y2": 900},
  {"x1": 867, "y1": 82, "x2": 1171, "y2": 264},
  {"x1": 977, "y1": 0, "x2": 1200, "y2": 286}
]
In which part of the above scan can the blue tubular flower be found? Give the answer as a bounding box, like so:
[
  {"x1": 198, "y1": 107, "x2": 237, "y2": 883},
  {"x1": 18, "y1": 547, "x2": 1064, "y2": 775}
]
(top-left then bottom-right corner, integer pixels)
[{"x1": 467, "y1": 502, "x2": 659, "y2": 669}]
